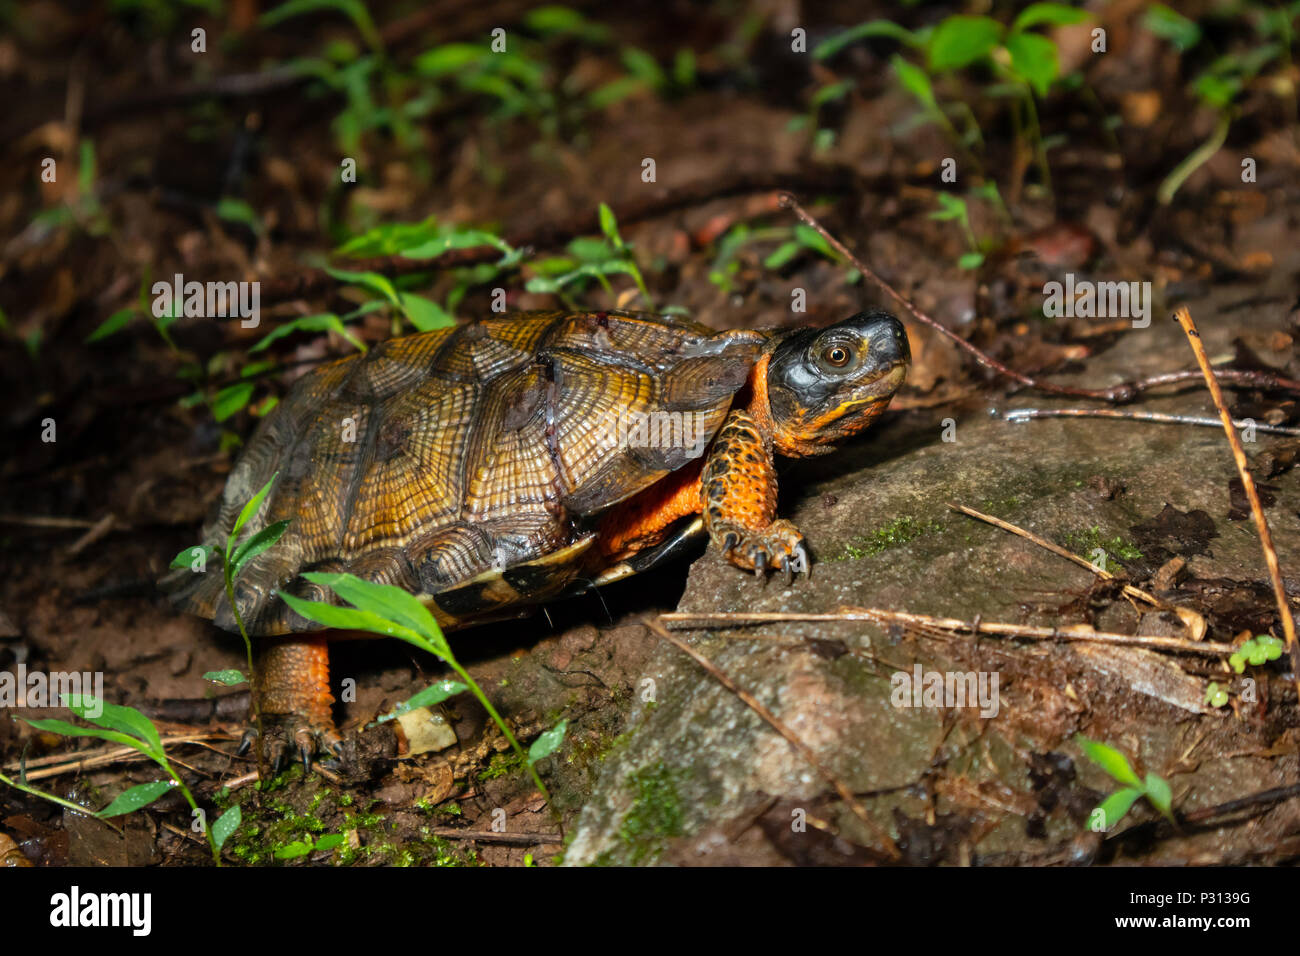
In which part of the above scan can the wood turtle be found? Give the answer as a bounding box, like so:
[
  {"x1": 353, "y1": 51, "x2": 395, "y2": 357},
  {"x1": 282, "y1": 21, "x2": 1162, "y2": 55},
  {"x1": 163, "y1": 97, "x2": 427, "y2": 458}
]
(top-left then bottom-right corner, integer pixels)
[{"x1": 163, "y1": 308, "x2": 909, "y2": 767}]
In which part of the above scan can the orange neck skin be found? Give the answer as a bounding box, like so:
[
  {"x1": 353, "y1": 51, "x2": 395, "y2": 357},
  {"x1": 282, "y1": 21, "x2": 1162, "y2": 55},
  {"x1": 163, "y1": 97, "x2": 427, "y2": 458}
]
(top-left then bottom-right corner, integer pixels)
[{"x1": 744, "y1": 353, "x2": 776, "y2": 443}]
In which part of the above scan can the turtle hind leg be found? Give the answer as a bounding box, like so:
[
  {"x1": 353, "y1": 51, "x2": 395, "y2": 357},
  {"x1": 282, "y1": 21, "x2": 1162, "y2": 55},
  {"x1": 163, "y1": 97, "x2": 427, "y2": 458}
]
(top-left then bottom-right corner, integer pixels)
[
  {"x1": 240, "y1": 635, "x2": 342, "y2": 774},
  {"x1": 701, "y1": 409, "x2": 809, "y2": 583}
]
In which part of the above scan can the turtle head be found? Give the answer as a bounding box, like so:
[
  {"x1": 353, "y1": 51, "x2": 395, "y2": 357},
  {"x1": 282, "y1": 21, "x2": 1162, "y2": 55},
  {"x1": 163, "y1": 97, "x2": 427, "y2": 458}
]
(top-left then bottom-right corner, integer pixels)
[{"x1": 761, "y1": 310, "x2": 909, "y2": 457}]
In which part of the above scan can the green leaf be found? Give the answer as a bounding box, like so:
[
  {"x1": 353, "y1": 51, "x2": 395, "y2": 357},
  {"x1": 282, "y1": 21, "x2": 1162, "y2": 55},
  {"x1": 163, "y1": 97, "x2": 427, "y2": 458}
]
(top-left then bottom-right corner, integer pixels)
[
  {"x1": 527, "y1": 719, "x2": 568, "y2": 766},
  {"x1": 65, "y1": 695, "x2": 163, "y2": 756},
  {"x1": 1204, "y1": 682, "x2": 1229, "y2": 708},
  {"x1": 1143, "y1": 773, "x2": 1175, "y2": 822},
  {"x1": 231, "y1": 519, "x2": 292, "y2": 578},
  {"x1": 278, "y1": 591, "x2": 431, "y2": 647},
  {"x1": 314, "y1": 832, "x2": 345, "y2": 852},
  {"x1": 322, "y1": 266, "x2": 400, "y2": 306},
  {"x1": 598, "y1": 202, "x2": 622, "y2": 249},
  {"x1": 398, "y1": 293, "x2": 456, "y2": 331},
  {"x1": 378, "y1": 679, "x2": 469, "y2": 722},
  {"x1": 335, "y1": 217, "x2": 442, "y2": 256},
  {"x1": 250, "y1": 313, "x2": 366, "y2": 353},
  {"x1": 815, "y1": 19, "x2": 920, "y2": 60},
  {"x1": 929, "y1": 193, "x2": 969, "y2": 222},
  {"x1": 928, "y1": 15, "x2": 1003, "y2": 71},
  {"x1": 212, "y1": 383, "x2": 255, "y2": 423},
  {"x1": 399, "y1": 230, "x2": 511, "y2": 260},
  {"x1": 1006, "y1": 31, "x2": 1060, "y2": 98},
  {"x1": 86, "y1": 307, "x2": 136, "y2": 344},
  {"x1": 216, "y1": 197, "x2": 263, "y2": 235},
  {"x1": 763, "y1": 241, "x2": 802, "y2": 270},
  {"x1": 1094, "y1": 787, "x2": 1142, "y2": 831},
  {"x1": 212, "y1": 805, "x2": 241, "y2": 851},
  {"x1": 300, "y1": 572, "x2": 445, "y2": 647},
  {"x1": 1012, "y1": 3, "x2": 1090, "y2": 34},
  {"x1": 232, "y1": 473, "x2": 279, "y2": 539},
  {"x1": 811, "y1": 80, "x2": 853, "y2": 109},
  {"x1": 23, "y1": 718, "x2": 152, "y2": 755},
  {"x1": 415, "y1": 43, "x2": 490, "y2": 77},
  {"x1": 620, "y1": 47, "x2": 667, "y2": 89},
  {"x1": 1229, "y1": 649, "x2": 1248, "y2": 674},
  {"x1": 892, "y1": 55, "x2": 937, "y2": 110},
  {"x1": 1143, "y1": 4, "x2": 1201, "y2": 52},
  {"x1": 1256, "y1": 635, "x2": 1285, "y2": 661},
  {"x1": 794, "y1": 224, "x2": 836, "y2": 259},
  {"x1": 1075, "y1": 734, "x2": 1143, "y2": 788},
  {"x1": 170, "y1": 544, "x2": 217, "y2": 570},
  {"x1": 958, "y1": 251, "x2": 986, "y2": 270},
  {"x1": 98, "y1": 781, "x2": 175, "y2": 818},
  {"x1": 203, "y1": 669, "x2": 248, "y2": 687},
  {"x1": 274, "y1": 839, "x2": 315, "y2": 860}
]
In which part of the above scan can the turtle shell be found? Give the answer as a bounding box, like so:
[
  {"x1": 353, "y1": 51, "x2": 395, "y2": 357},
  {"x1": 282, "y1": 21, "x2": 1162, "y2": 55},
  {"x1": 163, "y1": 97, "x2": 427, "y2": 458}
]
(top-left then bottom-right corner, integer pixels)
[{"x1": 164, "y1": 310, "x2": 765, "y2": 635}]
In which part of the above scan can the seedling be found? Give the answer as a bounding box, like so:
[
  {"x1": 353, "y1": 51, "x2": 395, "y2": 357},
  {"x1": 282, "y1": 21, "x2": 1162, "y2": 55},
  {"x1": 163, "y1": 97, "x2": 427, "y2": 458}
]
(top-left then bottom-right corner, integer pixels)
[
  {"x1": 2, "y1": 695, "x2": 241, "y2": 866},
  {"x1": 278, "y1": 572, "x2": 568, "y2": 817},
  {"x1": 1075, "y1": 734, "x2": 1176, "y2": 832},
  {"x1": 1229, "y1": 634, "x2": 1284, "y2": 673}
]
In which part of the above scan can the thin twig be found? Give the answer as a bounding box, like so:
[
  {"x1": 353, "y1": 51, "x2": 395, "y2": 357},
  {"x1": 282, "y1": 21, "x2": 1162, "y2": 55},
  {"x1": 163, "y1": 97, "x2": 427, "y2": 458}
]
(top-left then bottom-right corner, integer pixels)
[
  {"x1": 659, "y1": 609, "x2": 1233, "y2": 658},
  {"x1": 949, "y1": 503, "x2": 1206, "y2": 639},
  {"x1": 1005, "y1": 406, "x2": 1300, "y2": 436},
  {"x1": 1173, "y1": 306, "x2": 1300, "y2": 700},
  {"x1": 423, "y1": 828, "x2": 565, "y2": 846},
  {"x1": 642, "y1": 616, "x2": 900, "y2": 860},
  {"x1": 778, "y1": 194, "x2": 1300, "y2": 400},
  {"x1": 1, "y1": 734, "x2": 231, "y2": 781}
]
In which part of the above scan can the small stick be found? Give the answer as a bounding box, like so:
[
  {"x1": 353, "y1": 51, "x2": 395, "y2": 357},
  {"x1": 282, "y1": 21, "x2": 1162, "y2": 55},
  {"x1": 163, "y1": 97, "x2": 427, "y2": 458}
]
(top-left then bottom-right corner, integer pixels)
[
  {"x1": 423, "y1": 828, "x2": 565, "y2": 846},
  {"x1": 659, "y1": 609, "x2": 1234, "y2": 658},
  {"x1": 642, "y1": 616, "x2": 900, "y2": 860},
  {"x1": 1173, "y1": 306, "x2": 1300, "y2": 700},
  {"x1": 778, "y1": 194, "x2": 1300, "y2": 400},
  {"x1": 1005, "y1": 407, "x2": 1300, "y2": 436},
  {"x1": 949, "y1": 503, "x2": 1205, "y2": 640},
  {"x1": 1, "y1": 733, "x2": 232, "y2": 780}
]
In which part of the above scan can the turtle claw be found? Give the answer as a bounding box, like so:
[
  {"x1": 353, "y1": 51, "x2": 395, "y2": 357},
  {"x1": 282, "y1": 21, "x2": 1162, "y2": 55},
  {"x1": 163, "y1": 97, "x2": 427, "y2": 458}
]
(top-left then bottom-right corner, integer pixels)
[
  {"x1": 244, "y1": 714, "x2": 344, "y2": 778},
  {"x1": 715, "y1": 520, "x2": 810, "y2": 584}
]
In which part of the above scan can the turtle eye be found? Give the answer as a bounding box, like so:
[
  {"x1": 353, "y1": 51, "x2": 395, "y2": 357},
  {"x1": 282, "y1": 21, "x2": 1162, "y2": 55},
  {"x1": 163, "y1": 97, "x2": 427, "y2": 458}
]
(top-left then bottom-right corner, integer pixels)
[{"x1": 821, "y1": 344, "x2": 854, "y2": 369}]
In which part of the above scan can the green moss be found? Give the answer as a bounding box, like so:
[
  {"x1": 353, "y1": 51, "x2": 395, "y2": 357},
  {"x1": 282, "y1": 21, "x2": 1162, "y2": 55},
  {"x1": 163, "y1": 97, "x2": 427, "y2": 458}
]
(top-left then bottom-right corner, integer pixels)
[
  {"x1": 832, "y1": 515, "x2": 944, "y2": 560},
  {"x1": 1063, "y1": 524, "x2": 1143, "y2": 571},
  {"x1": 477, "y1": 750, "x2": 525, "y2": 782},
  {"x1": 593, "y1": 762, "x2": 684, "y2": 865}
]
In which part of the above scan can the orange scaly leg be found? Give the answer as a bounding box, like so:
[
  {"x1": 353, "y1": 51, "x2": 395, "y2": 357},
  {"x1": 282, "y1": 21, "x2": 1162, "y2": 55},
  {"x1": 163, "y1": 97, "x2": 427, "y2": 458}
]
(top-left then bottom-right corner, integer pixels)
[
  {"x1": 239, "y1": 635, "x2": 342, "y2": 773},
  {"x1": 700, "y1": 409, "x2": 808, "y2": 582}
]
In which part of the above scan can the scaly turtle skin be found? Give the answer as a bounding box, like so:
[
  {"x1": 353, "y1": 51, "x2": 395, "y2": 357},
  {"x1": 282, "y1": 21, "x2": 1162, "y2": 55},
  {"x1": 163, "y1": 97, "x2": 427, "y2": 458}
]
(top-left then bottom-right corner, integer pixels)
[{"x1": 163, "y1": 309, "x2": 908, "y2": 769}]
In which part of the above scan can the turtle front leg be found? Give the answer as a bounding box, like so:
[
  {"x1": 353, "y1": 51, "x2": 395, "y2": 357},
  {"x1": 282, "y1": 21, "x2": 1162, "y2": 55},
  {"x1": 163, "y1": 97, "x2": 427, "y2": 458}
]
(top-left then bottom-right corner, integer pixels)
[
  {"x1": 701, "y1": 409, "x2": 809, "y2": 582},
  {"x1": 238, "y1": 635, "x2": 342, "y2": 773}
]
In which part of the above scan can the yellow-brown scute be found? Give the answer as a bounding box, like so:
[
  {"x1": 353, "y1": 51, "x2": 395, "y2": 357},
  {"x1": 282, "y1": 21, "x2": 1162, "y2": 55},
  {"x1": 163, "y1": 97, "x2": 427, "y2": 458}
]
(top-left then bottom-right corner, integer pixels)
[{"x1": 161, "y1": 310, "x2": 764, "y2": 635}]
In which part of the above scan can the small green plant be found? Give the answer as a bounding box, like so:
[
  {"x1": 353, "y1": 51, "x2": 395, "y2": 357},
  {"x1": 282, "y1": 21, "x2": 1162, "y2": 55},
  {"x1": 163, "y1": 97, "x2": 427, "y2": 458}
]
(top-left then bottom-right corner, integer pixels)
[
  {"x1": 707, "y1": 220, "x2": 856, "y2": 295},
  {"x1": 1204, "y1": 681, "x2": 1231, "y2": 708},
  {"x1": 1, "y1": 695, "x2": 241, "y2": 866},
  {"x1": 1148, "y1": 2, "x2": 1299, "y2": 203},
  {"x1": 274, "y1": 831, "x2": 346, "y2": 860},
  {"x1": 1075, "y1": 734, "x2": 1175, "y2": 832},
  {"x1": 171, "y1": 473, "x2": 292, "y2": 754},
  {"x1": 526, "y1": 203, "x2": 652, "y2": 307},
  {"x1": 278, "y1": 572, "x2": 568, "y2": 814},
  {"x1": 813, "y1": 4, "x2": 1092, "y2": 191},
  {"x1": 928, "y1": 188, "x2": 1007, "y2": 270},
  {"x1": 1229, "y1": 634, "x2": 1284, "y2": 673}
]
